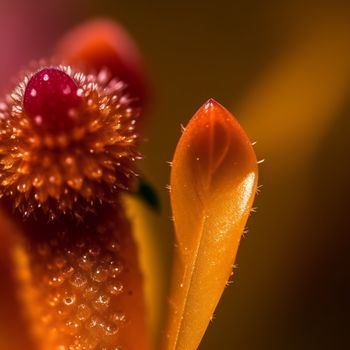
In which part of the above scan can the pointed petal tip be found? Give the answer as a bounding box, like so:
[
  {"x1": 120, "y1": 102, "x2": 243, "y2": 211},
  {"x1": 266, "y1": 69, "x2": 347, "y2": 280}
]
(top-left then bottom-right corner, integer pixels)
[
  {"x1": 200, "y1": 99, "x2": 228, "y2": 119},
  {"x1": 198, "y1": 98, "x2": 242, "y2": 126},
  {"x1": 201, "y1": 98, "x2": 221, "y2": 113},
  {"x1": 203, "y1": 97, "x2": 217, "y2": 107},
  {"x1": 188, "y1": 99, "x2": 257, "y2": 168},
  {"x1": 203, "y1": 97, "x2": 231, "y2": 109}
]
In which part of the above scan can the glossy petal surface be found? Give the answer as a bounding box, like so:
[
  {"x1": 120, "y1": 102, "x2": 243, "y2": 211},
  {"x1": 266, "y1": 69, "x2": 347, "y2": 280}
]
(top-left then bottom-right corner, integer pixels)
[{"x1": 162, "y1": 99, "x2": 258, "y2": 350}]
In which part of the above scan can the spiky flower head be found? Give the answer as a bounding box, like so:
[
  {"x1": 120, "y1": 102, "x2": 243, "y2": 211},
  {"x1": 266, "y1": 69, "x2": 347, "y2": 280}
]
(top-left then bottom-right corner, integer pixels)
[{"x1": 0, "y1": 65, "x2": 140, "y2": 220}]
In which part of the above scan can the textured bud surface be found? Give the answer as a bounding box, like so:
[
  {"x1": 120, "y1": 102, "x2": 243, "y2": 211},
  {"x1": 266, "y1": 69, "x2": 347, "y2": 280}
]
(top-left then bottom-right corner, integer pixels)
[{"x1": 13, "y1": 205, "x2": 146, "y2": 350}]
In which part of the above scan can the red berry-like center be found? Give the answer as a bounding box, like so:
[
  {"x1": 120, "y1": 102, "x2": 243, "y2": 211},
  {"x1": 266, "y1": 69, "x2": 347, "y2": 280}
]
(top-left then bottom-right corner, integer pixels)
[{"x1": 23, "y1": 68, "x2": 81, "y2": 133}]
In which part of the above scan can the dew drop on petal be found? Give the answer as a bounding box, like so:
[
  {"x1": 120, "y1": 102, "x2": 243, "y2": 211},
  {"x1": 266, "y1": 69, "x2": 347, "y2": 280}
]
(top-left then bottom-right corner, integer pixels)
[
  {"x1": 76, "y1": 304, "x2": 91, "y2": 321},
  {"x1": 109, "y1": 260, "x2": 124, "y2": 278},
  {"x1": 78, "y1": 253, "x2": 96, "y2": 271},
  {"x1": 48, "y1": 275, "x2": 64, "y2": 287},
  {"x1": 61, "y1": 265, "x2": 74, "y2": 278},
  {"x1": 91, "y1": 265, "x2": 109, "y2": 283},
  {"x1": 110, "y1": 312, "x2": 126, "y2": 325},
  {"x1": 69, "y1": 272, "x2": 87, "y2": 288},
  {"x1": 83, "y1": 284, "x2": 99, "y2": 300},
  {"x1": 93, "y1": 294, "x2": 110, "y2": 312},
  {"x1": 108, "y1": 282, "x2": 124, "y2": 296},
  {"x1": 103, "y1": 322, "x2": 119, "y2": 336},
  {"x1": 63, "y1": 293, "x2": 76, "y2": 306}
]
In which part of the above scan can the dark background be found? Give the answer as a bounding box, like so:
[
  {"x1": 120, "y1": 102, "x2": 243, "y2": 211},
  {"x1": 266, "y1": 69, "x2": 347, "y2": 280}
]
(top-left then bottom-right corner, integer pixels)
[{"x1": 1, "y1": 1, "x2": 350, "y2": 349}]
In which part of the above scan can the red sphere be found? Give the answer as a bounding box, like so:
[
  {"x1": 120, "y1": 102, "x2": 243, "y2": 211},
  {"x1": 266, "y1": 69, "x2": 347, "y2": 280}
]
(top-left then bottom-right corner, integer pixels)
[{"x1": 23, "y1": 68, "x2": 81, "y2": 133}]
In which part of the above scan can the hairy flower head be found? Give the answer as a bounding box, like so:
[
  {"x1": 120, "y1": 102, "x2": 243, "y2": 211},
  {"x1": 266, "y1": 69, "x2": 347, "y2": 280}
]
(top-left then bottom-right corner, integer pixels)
[{"x1": 0, "y1": 64, "x2": 140, "y2": 220}]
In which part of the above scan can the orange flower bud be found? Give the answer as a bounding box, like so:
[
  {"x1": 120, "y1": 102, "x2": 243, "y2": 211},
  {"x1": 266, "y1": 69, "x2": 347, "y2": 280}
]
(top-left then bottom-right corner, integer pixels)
[{"x1": 162, "y1": 99, "x2": 258, "y2": 350}]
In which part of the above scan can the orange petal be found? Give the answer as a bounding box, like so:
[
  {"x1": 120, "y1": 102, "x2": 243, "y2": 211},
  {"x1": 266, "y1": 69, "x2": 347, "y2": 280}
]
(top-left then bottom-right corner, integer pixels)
[
  {"x1": 124, "y1": 194, "x2": 168, "y2": 349},
  {"x1": 113, "y1": 208, "x2": 150, "y2": 350},
  {"x1": 0, "y1": 211, "x2": 36, "y2": 350},
  {"x1": 162, "y1": 99, "x2": 258, "y2": 350},
  {"x1": 55, "y1": 18, "x2": 149, "y2": 111}
]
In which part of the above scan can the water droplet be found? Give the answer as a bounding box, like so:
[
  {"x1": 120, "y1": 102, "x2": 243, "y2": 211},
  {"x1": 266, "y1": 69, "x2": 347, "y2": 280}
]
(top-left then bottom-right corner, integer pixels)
[
  {"x1": 69, "y1": 272, "x2": 87, "y2": 288},
  {"x1": 63, "y1": 293, "x2": 76, "y2": 306},
  {"x1": 65, "y1": 319, "x2": 80, "y2": 335},
  {"x1": 61, "y1": 265, "x2": 74, "y2": 279},
  {"x1": 100, "y1": 253, "x2": 115, "y2": 265},
  {"x1": 78, "y1": 253, "x2": 96, "y2": 271},
  {"x1": 17, "y1": 182, "x2": 27, "y2": 192},
  {"x1": 48, "y1": 275, "x2": 64, "y2": 287},
  {"x1": 83, "y1": 284, "x2": 99, "y2": 300},
  {"x1": 65, "y1": 249, "x2": 76, "y2": 260},
  {"x1": 103, "y1": 323, "x2": 118, "y2": 336},
  {"x1": 107, "y1": 241, "x2": 120, "y2": 253},
  {"x1": 76, "y1": 304, "x2": 91, "y2": 321},
  {"x1": 109, "y1": 261, "x2": 123, "y2": 278},
  {"x1": 86, "y1": 315, "x2": 103, "y2": 337},
  {"x1": 47, "y1": 293, "x2": 60, "y2": 307},
  {"x1": 91, "y1": 265, "x2": 108, "y2": 283},
  {"x1": 93, "y1": 294, "x2": 110, "y2": 312},
  {"x1": 110, "y1": 312, "x2": 126, "y2": 324},
  {"x1": 33, "y1": 176, "x2": 44, "y2": 187},
  {"x1": 88, "y1": 245, "x2": 101, "y2": 257},
  {"x1": 108, "y1": 282, "x2": 123, "y2": 296}
]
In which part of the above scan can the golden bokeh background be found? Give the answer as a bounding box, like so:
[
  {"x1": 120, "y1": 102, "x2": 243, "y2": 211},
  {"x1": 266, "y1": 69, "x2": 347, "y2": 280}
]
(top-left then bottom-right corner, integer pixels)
[{"x1": 1, "y1": 1, "x2": 350, "y2": 349}]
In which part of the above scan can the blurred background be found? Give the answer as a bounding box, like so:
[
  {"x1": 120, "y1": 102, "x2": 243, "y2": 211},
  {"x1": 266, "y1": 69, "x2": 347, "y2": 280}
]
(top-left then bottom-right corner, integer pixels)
[{"x1": 1, "y1": 1, "x2": 350, "y2": 349}]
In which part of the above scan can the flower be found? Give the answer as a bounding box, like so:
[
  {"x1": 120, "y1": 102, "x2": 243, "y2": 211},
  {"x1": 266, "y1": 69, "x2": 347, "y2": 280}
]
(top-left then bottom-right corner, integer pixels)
[{"x1": 0, "y1": 19, "x2": 258, "y2": 350}]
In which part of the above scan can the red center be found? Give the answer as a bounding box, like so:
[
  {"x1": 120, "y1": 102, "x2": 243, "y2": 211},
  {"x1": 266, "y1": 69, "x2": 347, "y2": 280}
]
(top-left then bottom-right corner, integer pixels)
[{"x1": 23, "y1": 68, "x2": 82, "y2": 133}]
